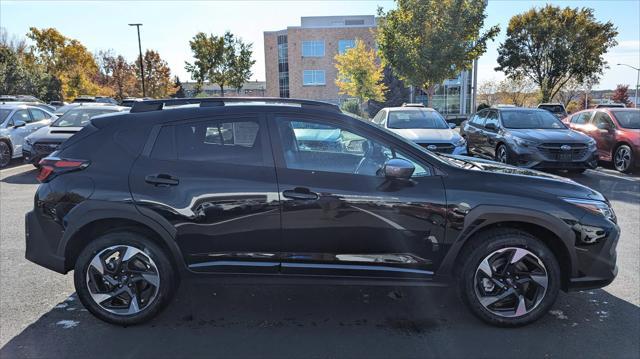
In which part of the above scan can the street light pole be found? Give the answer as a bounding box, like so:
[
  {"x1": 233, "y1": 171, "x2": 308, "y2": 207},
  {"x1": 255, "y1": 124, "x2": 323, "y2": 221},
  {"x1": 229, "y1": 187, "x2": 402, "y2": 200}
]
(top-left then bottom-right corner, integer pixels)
[
  {"x1": 129, "y1": 23, "x2": 146, "y2": 98},
  {"x1": 617, "y1": 63, "x2": 640, "y2": 107}
]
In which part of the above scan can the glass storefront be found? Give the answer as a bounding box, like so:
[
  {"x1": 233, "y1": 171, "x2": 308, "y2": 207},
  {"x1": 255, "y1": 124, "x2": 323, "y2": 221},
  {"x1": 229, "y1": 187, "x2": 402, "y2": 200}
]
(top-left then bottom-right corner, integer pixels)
[{"x1": 415, "y1": 70, "x2": 473, "y2": 117}]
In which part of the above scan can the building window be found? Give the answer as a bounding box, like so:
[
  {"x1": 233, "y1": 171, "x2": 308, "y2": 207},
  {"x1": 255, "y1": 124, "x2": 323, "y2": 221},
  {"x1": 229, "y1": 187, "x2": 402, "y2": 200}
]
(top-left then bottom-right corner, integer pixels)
[
  {"x1": 302, "y1": 41, "x2": 325, "y2": 57},
  {"x1": 303, "y1": 70, "x2": 325, "y2": 86},
  {"x1": 345, "y1": 19, "x2": 365, "y2": 26},
  {"x1": 338, "y1": 39, "x2": 355, "y2": 54},
  {"x1": 277, "y1": 34, "x2": 290, "y2": 98}
]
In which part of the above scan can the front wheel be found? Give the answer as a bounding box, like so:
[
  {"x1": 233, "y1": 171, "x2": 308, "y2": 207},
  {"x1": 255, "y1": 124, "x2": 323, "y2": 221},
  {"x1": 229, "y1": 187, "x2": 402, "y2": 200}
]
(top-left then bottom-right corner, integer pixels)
[
  {"x1": 74, "y1": 232, "x2": 177, "y2": 325},
  {"x1": 614, "y1": 145, "x2": 634, "y2": 173},
  {"x1": 495, "y1": 144, "x2": 511, "y2": 164},
  {"x1": 457, "y1": 229, "x2": 560, "y2": 327},
  {"x1": 0, "y1": 141, "x2": 11, "y2": 168}
]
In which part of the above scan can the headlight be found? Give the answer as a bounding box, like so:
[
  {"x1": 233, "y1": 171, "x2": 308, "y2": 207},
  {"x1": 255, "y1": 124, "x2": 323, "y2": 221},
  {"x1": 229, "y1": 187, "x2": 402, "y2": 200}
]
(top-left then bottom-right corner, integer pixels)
[
  {"x1": 562, "y1": 198, "x2": 616, "y2": 222},
  {"x1": 513, "y1": 137, "x2": 538, "y2": 147},
  {"x1": 25, "y1": 138, "x2": 33, "y2": 146},
  {"x1": 587, "y1": 138, "x2": 596, "y2": 148},
  {"x1": 454, "y1": 137, "x2": 466, "y2": 147}
]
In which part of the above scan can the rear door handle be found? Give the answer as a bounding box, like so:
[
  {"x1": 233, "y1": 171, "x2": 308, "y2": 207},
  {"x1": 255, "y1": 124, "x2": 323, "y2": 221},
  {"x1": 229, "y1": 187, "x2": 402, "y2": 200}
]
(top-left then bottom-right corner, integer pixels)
[
  {"x1": 283, "y1": 187, "x2": 319, "y2": 201},
  {"x1": 145, "y1": 174, "x2": 179, "y2": 186}
]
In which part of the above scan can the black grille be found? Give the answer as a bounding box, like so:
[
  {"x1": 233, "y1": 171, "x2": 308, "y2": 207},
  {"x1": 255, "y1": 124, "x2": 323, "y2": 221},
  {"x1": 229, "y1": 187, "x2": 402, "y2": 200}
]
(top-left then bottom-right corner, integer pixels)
[
  {"x1": 34, "y1": 142, "x2": 60, "y2": 155},
  {"x1": 419, "y1": 143, "x2": 455, "y2": 154},
  {"x1": 537, "y1": 143, "x2": 588, "y2": 161}
]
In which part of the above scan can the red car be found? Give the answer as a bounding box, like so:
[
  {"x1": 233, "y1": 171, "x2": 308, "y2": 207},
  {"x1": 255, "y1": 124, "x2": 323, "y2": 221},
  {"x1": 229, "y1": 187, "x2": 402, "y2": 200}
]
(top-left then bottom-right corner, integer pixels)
[{"x1": 563, "y1": 108, "x2": 640, "y2": 173}]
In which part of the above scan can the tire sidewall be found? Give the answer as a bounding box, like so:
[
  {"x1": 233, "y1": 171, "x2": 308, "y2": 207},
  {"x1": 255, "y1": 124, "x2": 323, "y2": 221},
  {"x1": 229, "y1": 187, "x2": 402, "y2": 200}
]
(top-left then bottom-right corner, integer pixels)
[
  {"x1": 74, "y1": 232, "x2": 175, "y2": 326},
  {"x1": 460, "y1": 233, "x2": 561, "y2": 327},
  {"x1": 614, "y1": 145, "x2": 634, "y2": 173}
]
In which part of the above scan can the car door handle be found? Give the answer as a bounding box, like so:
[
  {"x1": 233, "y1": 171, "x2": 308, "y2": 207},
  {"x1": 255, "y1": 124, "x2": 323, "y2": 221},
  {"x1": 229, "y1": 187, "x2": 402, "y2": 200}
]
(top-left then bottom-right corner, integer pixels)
[
  {"x1": 145, "y1": 174, "x2": 179, "y2": 186},
  {"x1": 283, "y1": 187, "x2": 319, "y2": 201}
]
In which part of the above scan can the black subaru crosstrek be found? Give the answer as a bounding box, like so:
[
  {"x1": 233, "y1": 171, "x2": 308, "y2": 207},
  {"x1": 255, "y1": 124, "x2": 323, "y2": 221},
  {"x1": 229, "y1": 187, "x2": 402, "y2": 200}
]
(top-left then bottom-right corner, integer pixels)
[{"x1": 25, "y1": 98, "x2": 619, "y2": 327}]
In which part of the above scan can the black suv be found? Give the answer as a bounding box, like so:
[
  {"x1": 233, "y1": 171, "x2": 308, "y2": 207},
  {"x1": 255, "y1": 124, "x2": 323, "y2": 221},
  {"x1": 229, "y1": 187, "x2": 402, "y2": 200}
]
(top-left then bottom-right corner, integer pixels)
[
  {"x1": 461, "y1": 107, "x2": 598, "y2": 172},
  {"x1": 25, "y1": 98, "x2": 619, "y2": 327}
]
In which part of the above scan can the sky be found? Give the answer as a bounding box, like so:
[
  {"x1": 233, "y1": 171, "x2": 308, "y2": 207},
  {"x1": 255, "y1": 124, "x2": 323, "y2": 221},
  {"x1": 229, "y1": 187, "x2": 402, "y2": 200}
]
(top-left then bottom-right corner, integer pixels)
[{"x1": 1, "y1": 0, "x2": 639, "y2": 90}]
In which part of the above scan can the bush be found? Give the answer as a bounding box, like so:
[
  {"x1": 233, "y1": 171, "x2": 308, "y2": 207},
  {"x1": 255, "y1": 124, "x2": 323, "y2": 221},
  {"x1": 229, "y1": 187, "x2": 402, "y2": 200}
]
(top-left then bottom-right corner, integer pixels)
[
  {"x1": 476, "y1": 103, "x2": 490, "y2": 111},
  {"x1": 340, "y1": 99, "x2": 363, "y2": 117}
]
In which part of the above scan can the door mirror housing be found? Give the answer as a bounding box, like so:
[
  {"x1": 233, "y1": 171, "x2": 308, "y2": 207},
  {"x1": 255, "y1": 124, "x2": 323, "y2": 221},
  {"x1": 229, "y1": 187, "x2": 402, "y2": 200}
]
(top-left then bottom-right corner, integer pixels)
[
  {"x1": 13, "y1": 120, "x2": 26, "y2": 128},
  {"x1": 383, "y1": 158, "x2": 415, "y2": 180},
  {"x1": 485, "y1": 122, "x2": 497, "y2": 131},
  {"x1": 448, "y1": 122, "x2": 456, "y2": 129}
]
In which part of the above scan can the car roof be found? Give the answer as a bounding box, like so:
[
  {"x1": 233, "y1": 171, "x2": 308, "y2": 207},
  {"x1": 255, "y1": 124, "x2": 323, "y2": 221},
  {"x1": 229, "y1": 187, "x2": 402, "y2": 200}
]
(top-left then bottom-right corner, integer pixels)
[
  {"x1": 66, "y1": 105, "x2": 128, "y2": 112},
  {"x1": 0, "y1": 103, "x2": 35, "y2": 110},
  {"x1": 384, "y1": 106, "x2": 437, "y2": 112}
]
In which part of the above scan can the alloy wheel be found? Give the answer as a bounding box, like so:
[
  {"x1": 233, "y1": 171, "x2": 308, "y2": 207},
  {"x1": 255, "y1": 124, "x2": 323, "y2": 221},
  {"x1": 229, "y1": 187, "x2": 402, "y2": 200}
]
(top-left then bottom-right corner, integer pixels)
[
  {"x1": 0, "y1": 142, "x2": 10, "y2": 168},
  {"x1": 474, "y1": 247, "x2": 548, "y2": 318},
  {"x1": 497, "y1": 146, "x2": 507, "y2": 164},
  {"x1": 614, "y1": 147, "x2": 631, "y2": 172},
  {"x1": 85, "y1": 245, "x2": 160, "y2": 315}
]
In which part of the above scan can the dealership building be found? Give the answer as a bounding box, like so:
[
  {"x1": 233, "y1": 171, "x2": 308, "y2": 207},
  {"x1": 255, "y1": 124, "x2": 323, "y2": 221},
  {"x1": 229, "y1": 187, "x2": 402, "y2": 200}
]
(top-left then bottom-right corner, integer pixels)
[{"x1": 263, "y1": 15, "x2": 477, "y2": 117}]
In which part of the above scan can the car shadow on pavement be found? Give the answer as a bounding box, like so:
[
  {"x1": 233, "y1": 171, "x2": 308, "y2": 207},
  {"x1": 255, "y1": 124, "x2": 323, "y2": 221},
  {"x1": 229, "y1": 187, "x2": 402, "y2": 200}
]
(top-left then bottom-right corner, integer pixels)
[
  {"x1": 1, "y1": 283, "x2": 638, "y2": 358},
  {"x1": 0, "y1": 169, "x2": 38, "y2": 184}
]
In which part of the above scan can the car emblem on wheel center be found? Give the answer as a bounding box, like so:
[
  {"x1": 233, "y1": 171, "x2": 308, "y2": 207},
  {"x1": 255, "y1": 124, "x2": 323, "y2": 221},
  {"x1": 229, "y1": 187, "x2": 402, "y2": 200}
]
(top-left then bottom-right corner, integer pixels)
[{"x1": 560, "y1": 145, "x2": 572, "y2": 151}]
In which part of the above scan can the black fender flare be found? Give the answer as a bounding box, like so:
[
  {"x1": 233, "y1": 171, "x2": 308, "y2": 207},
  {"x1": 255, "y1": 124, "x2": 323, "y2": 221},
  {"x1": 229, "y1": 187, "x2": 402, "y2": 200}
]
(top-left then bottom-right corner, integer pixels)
[
  {"x1": 57, "y1": 200, "x2": 185, "y2": 272},
  {"x1": 438, "y1": 204, "x2": 577, "y2": 279}
]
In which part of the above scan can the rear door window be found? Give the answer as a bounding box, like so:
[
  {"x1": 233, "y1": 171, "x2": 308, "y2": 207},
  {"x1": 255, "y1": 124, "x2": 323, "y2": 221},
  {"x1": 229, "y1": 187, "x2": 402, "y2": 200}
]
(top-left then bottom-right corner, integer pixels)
[
  {"x1": 471, "y1": 111, "x2": 487, "y2": 127},
  {"x1": 29, "y1": 108, "x2": 51, "y2": 121},
  {"x1": 484, "y1": 111, "x2": 499, "y2": 130},
  {"x1": 571, "y1": 112, "x2": 592, "y2": 124}
]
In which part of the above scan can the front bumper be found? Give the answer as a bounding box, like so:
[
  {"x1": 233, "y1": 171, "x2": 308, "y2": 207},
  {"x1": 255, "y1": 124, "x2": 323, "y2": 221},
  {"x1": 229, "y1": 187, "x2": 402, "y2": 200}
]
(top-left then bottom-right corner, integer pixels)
[
  {"x1": 22, "y1": 142, "x2": 60, "y2": 164},
  {"x1": 509, "y1": 143, "x2": 598, "y2": 169},
  {"x1": 566, "y1": 218, "x2": 620, "y2": 291}
]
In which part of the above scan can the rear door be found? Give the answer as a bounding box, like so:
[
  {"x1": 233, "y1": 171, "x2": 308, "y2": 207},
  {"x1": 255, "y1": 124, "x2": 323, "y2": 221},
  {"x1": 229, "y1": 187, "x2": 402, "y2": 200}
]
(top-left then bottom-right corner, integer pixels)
[
  {"x1": 568, "y1": 111, "x2": 594, "y2": 133},
  {"x1": 465, "y1": 110, "x2": 487, "y2": 154},
  {"x1": 129, "y1": 113, "x2": 282, "y2": 273},
  {"x1": 28, "y1": 108, "x2": 53, "y2": 132},
  {"x1": 590, "y1": 111, "x2": 617, "y2": 160},
  {"x1": 480, "y1": 110, "x2": 500, "y2": 157}
]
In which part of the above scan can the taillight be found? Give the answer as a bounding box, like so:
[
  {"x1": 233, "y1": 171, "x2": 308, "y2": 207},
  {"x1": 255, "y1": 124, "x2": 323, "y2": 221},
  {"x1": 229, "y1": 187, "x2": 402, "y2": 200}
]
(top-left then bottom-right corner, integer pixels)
[{"x1": 37, "y1": 157, "x2": 89, "y2": 182}]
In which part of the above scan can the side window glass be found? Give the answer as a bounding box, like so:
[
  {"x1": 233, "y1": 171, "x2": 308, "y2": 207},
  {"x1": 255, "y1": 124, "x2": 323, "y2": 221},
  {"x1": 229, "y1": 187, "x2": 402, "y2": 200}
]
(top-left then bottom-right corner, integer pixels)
[
  {"x1": 593, "y1": 112, "x2": 614, "y2": 129},
  {"x1": 572, "y1": 112, "x2": 589, "y2": 124},
  {"x1": 472, "y1": 111, "x2": 486, "y2": 126},
  {"x1": 175, "y1": 119, "x2": 263, "y2": 164},
  {"x1": 11, "y1": 110, "x2": 31, "y2": 124},
  {"x1": 30, "y1": 109, "x2": 48, "y2": 121},
  {"x1": 277, "y1": 118, "x2": 430, "y2": 177},
  {"x1": 484, "y1": 111, "x2": 499, "y2": 129}
]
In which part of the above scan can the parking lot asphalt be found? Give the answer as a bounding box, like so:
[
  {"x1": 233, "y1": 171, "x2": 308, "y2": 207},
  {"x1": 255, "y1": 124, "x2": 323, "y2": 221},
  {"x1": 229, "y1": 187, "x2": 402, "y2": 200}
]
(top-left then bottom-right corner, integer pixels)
[{"x1": 0, "y1": 164, "x2": 638, "y2": 359}]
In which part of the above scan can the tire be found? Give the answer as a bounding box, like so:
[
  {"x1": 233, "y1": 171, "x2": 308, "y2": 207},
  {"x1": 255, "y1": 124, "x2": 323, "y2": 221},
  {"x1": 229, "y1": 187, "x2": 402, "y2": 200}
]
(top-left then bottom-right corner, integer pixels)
[
  {"x1": 0, "y1": 141, "x2": 11, "y2": 168},
  {"x1": 456, "y1": 228, "x2": 561, "y2": 327},
  {"x1": 613, "y1": 144, "x2": 634, "y2": 173},
  {"x1": 74, "y1": 231, "x2": 176, "y2": 326},
  {"x1": 495, "y1": 144, "x2": 511, "y2": 165}
]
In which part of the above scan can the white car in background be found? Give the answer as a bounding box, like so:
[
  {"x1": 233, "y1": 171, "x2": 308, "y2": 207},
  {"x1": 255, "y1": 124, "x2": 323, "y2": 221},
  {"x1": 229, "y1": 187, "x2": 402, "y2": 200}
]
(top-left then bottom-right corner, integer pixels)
[
  {"x1": 371, "y1": 104, "x2": 467, "y2": 155},
  {"x1": 0, "y1": 104, "x2": 56, "y2": 168}
]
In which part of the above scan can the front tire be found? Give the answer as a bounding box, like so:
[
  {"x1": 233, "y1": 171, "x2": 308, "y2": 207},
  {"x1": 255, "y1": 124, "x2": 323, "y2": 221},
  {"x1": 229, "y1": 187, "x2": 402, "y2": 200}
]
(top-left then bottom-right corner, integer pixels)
[
  {"x1": 457, "y1": 229, "x2": 560, "y2": 327},
  {"x1": 0, "y1": 141, "x2": 11, "y2": 168},
  {"x1": 74, "y1": 231, "x2": 176, "y2": 326},
  {"x1": 495, "y1": 144, "x2": 511, "y2": 165},
  {"x1": 613, "y1": 145, "x2": 634, "y2": 173}
]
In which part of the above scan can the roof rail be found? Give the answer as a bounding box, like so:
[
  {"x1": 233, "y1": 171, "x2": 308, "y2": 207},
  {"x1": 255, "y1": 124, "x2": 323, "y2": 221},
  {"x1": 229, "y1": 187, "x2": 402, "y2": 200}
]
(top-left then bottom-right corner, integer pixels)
[{"x1": 130, "y1": 97, "x2": 341, "y2": 113}]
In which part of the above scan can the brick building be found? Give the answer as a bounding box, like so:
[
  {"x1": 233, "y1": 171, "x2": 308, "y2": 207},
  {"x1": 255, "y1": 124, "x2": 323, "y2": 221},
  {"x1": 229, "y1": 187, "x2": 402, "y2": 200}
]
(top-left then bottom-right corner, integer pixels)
[{"x1": 264, "y1": 15, "x2": 477, "y2": 117}]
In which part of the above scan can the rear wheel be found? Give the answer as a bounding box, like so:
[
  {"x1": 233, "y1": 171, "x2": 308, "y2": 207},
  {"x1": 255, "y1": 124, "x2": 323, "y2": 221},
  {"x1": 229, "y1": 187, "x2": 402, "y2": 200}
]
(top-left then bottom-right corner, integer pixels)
[
  {"x1": 0, "y1": 141, "x2": 11, "y2": 168},
  {"x1": 74, "y1": 231, "x2": 176, "y2": 325},
  {"x1": 457, "y1": 228, "x2": 560, "y2": 327},
  {"x1": 613, "y1": 145, "x2": 634, "y2": 173}
]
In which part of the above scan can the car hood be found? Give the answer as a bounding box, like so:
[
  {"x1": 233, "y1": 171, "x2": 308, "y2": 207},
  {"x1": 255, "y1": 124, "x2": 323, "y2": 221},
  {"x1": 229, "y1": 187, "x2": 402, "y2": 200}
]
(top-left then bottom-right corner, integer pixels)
[
  {"x1": 446, "y1": 155, "x2": 605, "y2": 201},
  {"x1": 26, "y1": 126, "x2": 84, "y2": 143},
  {"x1": 388, "y1": 128, "x2": 461, "y2": 143},
  {"x1": 506, "y1": 129, "x2": 590, "y2": 144}
]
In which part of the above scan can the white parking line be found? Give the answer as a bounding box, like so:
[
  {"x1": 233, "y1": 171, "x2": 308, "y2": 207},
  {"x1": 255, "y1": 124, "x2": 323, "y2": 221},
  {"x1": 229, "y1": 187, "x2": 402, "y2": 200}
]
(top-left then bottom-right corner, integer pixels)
[{"x1": 0, "y1": 164, "x2": 34, "y2": 179}]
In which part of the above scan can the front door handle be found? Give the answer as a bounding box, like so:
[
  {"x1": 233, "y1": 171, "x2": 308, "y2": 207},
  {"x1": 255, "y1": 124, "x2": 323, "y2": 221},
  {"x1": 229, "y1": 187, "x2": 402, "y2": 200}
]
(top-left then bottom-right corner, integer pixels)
[
  {"x1": 145, "y1": 174, "x2": 179, "y2": 186},
  {"x1": 283, "y1": 187, "x2": 319, "y2": 201}
]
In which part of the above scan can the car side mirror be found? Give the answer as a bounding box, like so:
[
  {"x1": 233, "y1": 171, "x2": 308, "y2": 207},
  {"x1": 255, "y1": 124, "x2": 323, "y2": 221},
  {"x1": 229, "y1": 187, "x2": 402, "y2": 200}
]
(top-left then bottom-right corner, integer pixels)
[
  {"x1": 383, "y1": 158, "x2": 415, "y2": 180},
  {"x1": 13, "y1": 120, "x2": 26, "y2": 128},
  {"x1": 485, "y1": 123, "x2": 497, "y2": 131},
  {"x1": 448, "y1": 122, "x2": 456, "y2": 129}
]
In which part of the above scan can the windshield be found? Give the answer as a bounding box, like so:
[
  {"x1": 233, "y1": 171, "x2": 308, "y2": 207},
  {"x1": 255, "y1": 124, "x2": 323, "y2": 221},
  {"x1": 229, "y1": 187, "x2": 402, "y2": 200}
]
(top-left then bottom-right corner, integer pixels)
[
  {"x1": 388, "y1": 110, "x2": 448, "y2": 129},
  {"x1": 613, "y1": 110, "x2": 640, "y2": 129},
  {"x1": 502, "y1": 110, "x2": 567, "y2": 129},
  {"x1": 538, "y1": 105, "x2": 565, "y2": 113},
  {"x1": 0, "y1": 109, "x2": 12, "y2": 123},
  {"x1": 53, "y1": 108, "x2": 117, "y2": 127}
]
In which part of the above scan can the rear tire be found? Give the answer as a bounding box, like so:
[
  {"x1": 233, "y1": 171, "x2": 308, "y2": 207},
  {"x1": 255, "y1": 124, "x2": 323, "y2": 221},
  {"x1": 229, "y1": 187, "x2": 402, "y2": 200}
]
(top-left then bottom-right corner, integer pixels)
[
  {"x1": 457, "y1": 228, "x2": 560, "y2": 327},
  {"x1": 74, "y1": 231, "x2": 176, "y2": 326},
  {"x1": 613, "y1": 145, "x2": 634, "y2": 173},
  {"x1": 0, "y1": 141, "x2": 11, "y2": 168}
]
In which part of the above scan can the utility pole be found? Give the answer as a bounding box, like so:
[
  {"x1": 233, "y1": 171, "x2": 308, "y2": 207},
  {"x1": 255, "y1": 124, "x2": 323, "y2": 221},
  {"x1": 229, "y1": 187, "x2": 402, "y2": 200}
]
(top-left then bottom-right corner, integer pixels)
[
  {"x1": 129, "y1": 23, "x2": 146, "y2": 97},
  {"x1": 617, "y1": 64, "x2": 639, "y2": 107}
]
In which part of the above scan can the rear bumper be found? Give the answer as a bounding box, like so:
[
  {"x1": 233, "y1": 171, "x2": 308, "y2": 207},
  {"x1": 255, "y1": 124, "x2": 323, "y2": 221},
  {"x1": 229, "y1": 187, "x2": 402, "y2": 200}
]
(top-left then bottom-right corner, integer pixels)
[{"x1": 25, "y1": 211, "x2": 66, "y2": 273}]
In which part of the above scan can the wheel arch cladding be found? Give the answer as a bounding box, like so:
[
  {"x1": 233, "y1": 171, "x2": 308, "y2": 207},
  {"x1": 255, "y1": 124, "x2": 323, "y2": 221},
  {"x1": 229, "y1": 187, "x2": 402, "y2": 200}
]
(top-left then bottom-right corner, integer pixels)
[{"x1": 61, "y1": 216, "x2": 184, "y2": 275}]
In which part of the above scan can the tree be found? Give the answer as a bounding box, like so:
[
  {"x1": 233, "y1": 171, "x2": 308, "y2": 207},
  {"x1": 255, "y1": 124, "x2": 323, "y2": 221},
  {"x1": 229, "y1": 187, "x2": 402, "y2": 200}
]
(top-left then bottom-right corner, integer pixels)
[
  {"x1": 496, "y1": 5, "x2": 618, "y2": 103},
  {"x1": 137, "y1": 50, "x2": 176, "y2": 98},
  {"x1": 185, "y1": 31, "x2": 255, "y2": 96},
  {"x1": 496, "y1": 77, "x2": 537, "y2": 107},
  {"x1": 173, "y1": 76, "x2": 185, "y2": 98},
  {"x1": 477, "y1": 80, "x2": 500, "y2": 107},
  {"x1": 377, "y1": 0, "x2": 499, "y2": 102},
  {"x1": 367, "y1": 66, "x2": 410, "y2": 117},
  {"x1": 611, "y1": 84, "x2": 632, "y2": 106},
  {"x1": 99, "y1": 51, "x2": 139, "y2": 100},
  {"x1": 335, "y1": 39, "x2": 386, "y2": 110},
  {"x1": 553, "y1": 78, "x2": 585, "y2": 107}
]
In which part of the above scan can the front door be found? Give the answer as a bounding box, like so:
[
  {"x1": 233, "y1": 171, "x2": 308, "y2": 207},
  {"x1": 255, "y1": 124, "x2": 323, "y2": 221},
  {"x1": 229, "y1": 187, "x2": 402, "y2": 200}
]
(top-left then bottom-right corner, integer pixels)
[
  {"x1": 7, "y1": 109, "x2": 32, "y2": 154},
  {"x1": 130, "y1": 114, "x2": 282, "y2": 273},
  {"x1": 269, "y1": 114, "x2": 447, "y2": 280},
  {"x1": 591, "y1": 111, "x2": 617, "y2": 161}
]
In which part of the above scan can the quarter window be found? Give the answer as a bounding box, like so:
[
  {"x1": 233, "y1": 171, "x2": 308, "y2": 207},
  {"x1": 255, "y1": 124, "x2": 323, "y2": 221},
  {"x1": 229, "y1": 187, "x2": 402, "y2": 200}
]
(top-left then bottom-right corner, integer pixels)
[
  {"x1": 303, "y1": 70, "x2": 326, "y2": 86},
  {"x1": 174, "y1": 120, "x2": 263, "y2": 164},
  {"x1": 301, "y1": 41, "x2": 324, "y2": 57},
  {"x1": 276, "y1": 118, "x2": 430, "y2": 177}
]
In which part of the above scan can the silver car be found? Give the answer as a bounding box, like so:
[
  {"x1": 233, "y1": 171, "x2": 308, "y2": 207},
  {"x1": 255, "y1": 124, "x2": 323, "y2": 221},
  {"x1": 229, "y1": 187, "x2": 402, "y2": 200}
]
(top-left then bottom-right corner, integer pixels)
[
  {"x1": 0, "y1": 104, "x2": 56, "y2": 168},
  {"x1": 371, "y1": 105, "x2": 467, "y2": 155}
]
